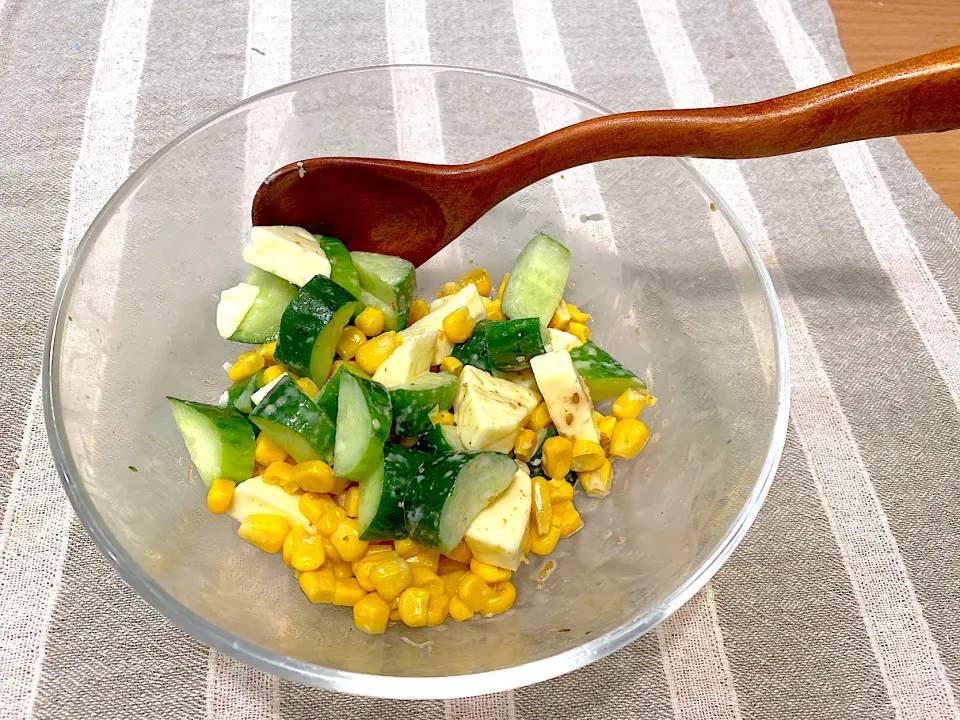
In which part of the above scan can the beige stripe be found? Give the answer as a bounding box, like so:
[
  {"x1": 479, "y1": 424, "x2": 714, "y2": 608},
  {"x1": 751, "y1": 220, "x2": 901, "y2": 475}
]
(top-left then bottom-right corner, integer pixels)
[{"x1": 445, "y1": 692, "x2": 517, "y2": 720}]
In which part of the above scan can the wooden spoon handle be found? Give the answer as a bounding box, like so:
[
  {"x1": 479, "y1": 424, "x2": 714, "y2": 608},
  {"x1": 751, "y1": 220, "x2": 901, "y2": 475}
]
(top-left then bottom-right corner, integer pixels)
[{"x1": 474, "y1": 46, "x2": 960, "y2": 201}]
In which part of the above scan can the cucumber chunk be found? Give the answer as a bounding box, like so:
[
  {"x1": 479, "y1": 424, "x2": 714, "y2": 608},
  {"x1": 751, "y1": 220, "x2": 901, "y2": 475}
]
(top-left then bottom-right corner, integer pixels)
[
  {"x1": 389, "y1": 371, "x2": 458, "y2": 436},
  {"x1": 168, "y1": 398, "x2": 255, "y2": 487},
  {"x1": 452, "y1": 319, "x2": 492, "y2": 373},
  {"x1": 333, "y1": 373, "x2": 392, "y2": 481},
  {"x1": 359, "y1": 444, "x2": 430, "y2": 541},
  {"x1": 501, "y1": 233, "x2": 571, "y2": 327},
  {"x1": 351, "y1": 251, "x2": 416, "y2": 330},
  {"x1": 227, "y1": 369, "x2": 266, "y2": 414},
  {"x1": 419, "y1": 423, "x2": 465, "y2": 455},
  {"x1": 314, "y1": 235, "x2": 361, "y2": 299},
  {"x1": 405, "y1": 451, "x2": 518, "y2": 553},
  {"x1": 228, "y1": 268, "x2": 298, "y2": 344},
  {"x1": 485, "y1": 318, "x2": 546, "y2": 372},
  {"x1": 217, "y1": 282, "x2": 259, "y2": 340},
  {"x1": 314, "y1": 361, "x2": 371, "y2": 421},
  {"x1": 275, "y1": 274, "x2": 360, "y2": 381},
  {"x1": 569, "y1": 341, "x2": 646, "y2": 401},
  {"x1": 249, "y1": 375, "x2": 336, "y2": 463},
  {"x1": 359, "y1": 288, "x2": 400, "y2": 331}
]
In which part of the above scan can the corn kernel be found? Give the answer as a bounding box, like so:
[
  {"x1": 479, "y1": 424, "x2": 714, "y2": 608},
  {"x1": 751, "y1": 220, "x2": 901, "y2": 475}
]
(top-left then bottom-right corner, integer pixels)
[
  {"x1": 261, "y1": 460, "x2": 294, "y2": 488},
  {"x1": 553, "y1": 500, "x2": 583, "y2": 538},
  {"x1": 527, "y1": 403, "x2": 552, "y2": 432},
  {"x1": 282, "y1": 525, "x2": 308, "y2": 568},
  {"x1": 469, "y1": 557, "x2": 512, "y2": 584},
  {"x1": 206, "y1": 478, "x2": 235, "y2": 515},
  {"x1": 256, "y1": 341, "x2": 278, "y2": 365},
  {"x1": 397, "y1": 586, "x2": 431, "y2": 627},
  {"x1": 290, "y1": 460, "x2": 335, "y2": 493},
  {"x1": 541, "y1": 436, "x2": 573, "y2": 480},
  {"x1": 336, "y1": 326, "x2": 367, "y2": 361},
  {"x1": 317, "y1": 506, "x2": 347, "y2": 536},
  {"x1": 296, "y1": 377, "x2": 320, "y2": 397},
  {"x1": 328, "y1": 359, "x2": 343, "y2": 380},
  {"x1": 566, "y1": 303, "x2": 591, "y2": 324},
  {"x1": 522, "y1": 527, "x2": 533, "y2": 556},
  {"x1": 332, "y1": 561, "x2": 354, "y2": 579},
  {"x1": 298, "y1": 492, "x2": 336, "y2": 524},
  {"x1": 437, "y1": 281, "x2": 461, "y2": 299},
  {"x1": 457, "y1": 573, "x2": 492, "y2": 613},
  {"x1": 483, "y1": 581, "x2": 517, "y2": 615},
  {"x1": 548, "y1": 301, "x2": 571, "y2": 330},
  {"x1": 531, "y1": 477, "x2": 553, "y2": 536},
  {"x1": 426, "y1": 593, "x2": 450, "y2": 626},
  {"x1": 408, "y1": 298, "x2": 430, "y2": 324},
  {"x1": 411, "y1": 567, "x2": 446, "y2": 596},
  {"x1": 354, "y1": 331, "x2": 401, "y2": 375},
  {"x1": 448, "y1": 595, "x2": 475, "y2": 622},
  {"x1": 496, "y1": 273, "x2": 510, "y2": 300},
  {"x1": 429, "y1": 409, "x2": 455, "y2": 426},
  {"x1": 342, "y1": 485, "x2": 361, "y2": 518},
  {"x1": 255, "y1": 434, "x2": 288, "y2": 467},
  {"x1": 612, "y1": 388, "x2": 646, "y2": 420},
  {"x1": 566, "y1": 321, "x2": 591, "y2": 344},
  {"x1": 530, "y1": 525, "x2": 561, "y2": 555},
  {"x1": 441, "y1": 307, "x2": 476, "y2": 344},
  {"x1": 237, "y1": 514, "x2": 290, "y2": 554},
  {"x1": 228, "y1": 351, "x2": 265, "y2": 382},
  {"x1": 439, "y1": 356, "x2": 463, "y2": 376},
  {"x1": 400, "y1": 436, "x2": 419, "y2": 447},
  {"x1": 355, "y1": 307, "x2": 385, "y2": 337},
  {"x1": 458, "y1": 268, "x2": 492, "y2": 297},
  {"x1": 440, "y1": 570, "x2": 467, "y2": 596},
  {"x1": 578, "y1": 458, "x2": 613, "y2": 498},
  {"x1": 353, "y1": 593, "x2": 390, "y2": 634},
  {"x1": 513, "y1": 428, "x2": 537, "y2": 462},
  {"x1": 609, "y1": 419, "x2": 649, "y2": 460},
  {"x1": 261, "y1": 364, "x2": 286, "y2": 385},
  {"x1": 571, "y1": 439, "x2": 605, "y2": 472},
  {"x1": 290, "y1": 532, "x2": 326, "y2": 571},
  {"x1": 299, "y1": 566, "x2": 336, "y2": 603},
  {"x1": 322, "y1": 535, "x2": 343, "y2": 564},
  {"x1": 443, "y1": 540, "x2": 472, "y2": 564},
  {"x1": 333, "y1": 578, "x2": 367, "y2": 607},
  {"x1": 370, "y1": 557, "x2": 413, "y2": 602},
  {"x1": 485, "y1": 298, "x2": 505, "y2": 321},
  {"x1": 437, "y1": 556, "x2": 469, "y2": 576},
  {"x1": 330, "y1": 518, "x2": 368, "y2": 562},
  {"x1": 332, "y1": 476, "x2": 350, "y2": 495},
  {"x1": 595, "y1": 414, "x2": 617, "y2": 448},
  {"x1": 546, "y1": 477, "x2": 575, "y2": 504},
  {"x1": 394, "y1": 538, "x2": 421, "y2": 558},
  {"x1": 406, "y1": 550, "x2": 441, "y2": 573},
  {"x1": 354, "y1": 549, "x2": 399, "y2": 592}
]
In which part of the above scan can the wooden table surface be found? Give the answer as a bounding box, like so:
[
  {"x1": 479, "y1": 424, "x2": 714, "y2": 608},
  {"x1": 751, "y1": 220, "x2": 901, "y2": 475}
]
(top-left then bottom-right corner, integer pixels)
[{"x1": 831, "y1": 0, "x2": 960, "y2": 215}]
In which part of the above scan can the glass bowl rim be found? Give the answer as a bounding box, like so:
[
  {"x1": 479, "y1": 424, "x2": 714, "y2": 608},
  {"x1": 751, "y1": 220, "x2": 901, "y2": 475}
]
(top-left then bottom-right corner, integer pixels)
[{"x1": 43, "y1": 63, "x2": 790, "y2": 699}]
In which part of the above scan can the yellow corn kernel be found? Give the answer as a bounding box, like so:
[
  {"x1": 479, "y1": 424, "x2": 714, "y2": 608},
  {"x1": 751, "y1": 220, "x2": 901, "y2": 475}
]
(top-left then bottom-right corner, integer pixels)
[
  {"x1": 469, "y1": 557, "x2": 512, "y2": 584},
  {"x1": 571, "y1": 439, "x2": 605, "y2": 472},
  {"x1": 228, "y1": 351, "x2": 265, "y2": 382},
  {"x1": 437, "y1": 281, "x2": 461, "y2": 299},
  {"x1": 397, "y1": 586, "x2": 431, "y2": 628},
  {"x1": 457, "y1": 573, "x2": 492, "y2": 613},
  {"x1": 440, "y1": 570, "x2": 467, "y2": 596},
  {"x1": 483, "y1": 581, "x2": 517, "y2": 615},
  {"x1": 612, "y1": 387, "x2": 646, "y2": 420},
  {"x1": 298, "y1": 492, "x2": 336, "y2": 524},
  {"x1": 322, "y1": 535, "x2": 343, "y2": 564},
  {"x1": 566, "y1": 303, "x2": 591, "y2": 324},
  {"x1": 609, "y1": 418, "x2": 649, "y2": 460},
  {"x1": 354, "y1": 550, "x2": 399, "y2": 592},
  {"x1": 513, "y1": 428, "x2": 538, "y2": 462},
  {"x1": 299, "y1": 566, "x2": 336, "y2": 603},
  {"x1": 530, "y1": 525, "x2": 561, "y2": 555},
  {"x1": 342, "y1": 485, "x2": 361, "y2": 518},
  {"x1": 291, "y1": 460, "x2": 335, "y2": 493},
  {"x1": 546, "y1": 477, "x2": 575, "y2": 504},
  {"x1": 485, "y1": 298, "x2": 505, "y2": 321},
  {"x1": 426, "y1": 593, "x2": 450, "y2": 626},
  {"x1": 296, "y1": 377, "x2": 320, "y2": 397},
  {"x1": 548, "y1": 301, "x2": 571, "y2": 330},
  {"x1": 255, "y1": 434, "x2": 288, "y2": 467},
  {"x1": 237, "y1": 514, "x2": 290, "y2": 554},
  {"x1": 330, "y1": 518, "x2": 368, "y2": 562},
  {"x1": 332, "y1": 476, "x2": 350, "y2": 495},
  {"x1": 458, "y1": 268, "x2": 492, "y2": 297},
  {"x1": 522, "y1": 527, "x2": 533, "y2": 556},
  {"x1": 437, "y1": 556, "x2": 469, "y2": 575},
  {"x1": 448, "y1": 595, "x2": 475, "y2": 622},
  {"x1": 400, "y1": 436, "x2": 419, "y2": 447},
  {"x1": 578, "y1": 458, "x2": 613, "y2": 498},
  {"x1": 353, "y1": 593, "x2": 390, "y2": 634},
  {"x1": 256, "y1": 341, "x2": 278, "y2": 365},
  {"x1": 429, "y1": 409, "x2": 455, "y2": 426},
  {"x1": 261, "y1": 460, "x2": 293, "y2": 488},
  {"x1": 566, "y1": 321, "x2": 591, "y2": 344},
  {"x1": 531, "y1": 477, "x2": 553, "y2": 536},
  {"x1": 439, "y1": 356, "x2": 464, "y2": 376},
  {"x1": 317, "y1": 506, "x2": 347, "y2": 536},
  {"x1": 370, "y1": 557, "x2": 413, "y2": 602},
  {"x1": 206, "y1": 478, "x2": 235, "y2": 515},
  {"x1": 406, "y1": 550, "x2": 441, "y2": 573},
  {"x1": 282, "y1": 525, "x2": 309, "y2": 568},
  {"x1": 496, "y1": 273, "x2": 510, "y2": 300},
  {"x1": 441, "y1": 307, "x2": 476, "y2": 344},
  {"x1": 527, "y1": 403, "x2": 552, "y2": 432},
  {"x1": 336, "y1": 325, "x2": 367, "y2": 361},
  {"x1": 332, "y1": 561, "x2": 354, "y2": 579},
  {"x1": 541, "y1": 436, "x2": 573, "y2": 480},
  {"x1": 355, "y1": 307, "x2": 386, "y2": 337},
  {"x1": 261, "y1": 363, "x2": 286, "y2": 385},
  {"x1": 408, "y1": 298, "x2": 430, "y2": 324},
  {"x1": 354, "y1": 331, "x2": 401, "y2": 375},
  {"x1": 410, "y1": 567, "x2": 445, "y2": 596},
  {"x1": 333, "y1": 578, "x2": 367, "y2": 607},
  {"x1": 553, "y1": 500, "x2": 583, "y2": 538},
  {"x1": 328, "y1": 359, "x2": 344, "y2": 380},
  {"x1": 394, "y1": 537, "x2": 421, "y2": 558},
  {"x1": 443, "y1": 539, "x2": 472, "y2": 564},
  {"x1": 595, "y1": 414, "x2": 617, "y2": 448},
  {"x1": 290, "y1": 532, "x2": 326, "y2": 571}
]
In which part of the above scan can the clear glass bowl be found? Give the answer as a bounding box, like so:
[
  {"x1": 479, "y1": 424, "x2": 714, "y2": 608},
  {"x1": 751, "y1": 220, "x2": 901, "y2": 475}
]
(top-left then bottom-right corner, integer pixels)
[{"x1": 44, "y1": 66, "x2": 788, "y2": 698}]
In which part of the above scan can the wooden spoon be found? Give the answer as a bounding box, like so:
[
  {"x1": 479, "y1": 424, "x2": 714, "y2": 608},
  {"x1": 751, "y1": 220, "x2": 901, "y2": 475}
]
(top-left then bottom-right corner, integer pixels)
[{"x1": 253, "y1": 46, "x2": 960, "y2": 266}]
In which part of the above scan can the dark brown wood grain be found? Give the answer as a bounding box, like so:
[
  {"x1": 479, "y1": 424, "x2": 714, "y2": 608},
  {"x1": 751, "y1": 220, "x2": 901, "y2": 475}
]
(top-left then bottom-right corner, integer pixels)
[{"x1": 253, "y1": 46, "x2": 960, "y2": 266}]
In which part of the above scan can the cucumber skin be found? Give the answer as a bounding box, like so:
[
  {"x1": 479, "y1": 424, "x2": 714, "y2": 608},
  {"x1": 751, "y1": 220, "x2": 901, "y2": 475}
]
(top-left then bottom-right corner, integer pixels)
[
  {"x1": 167, "y1": 398, "x2": 255, "y2": 486},
  {"x1": 333, "y1": 373, "x2": 393, "y2": 481},
  {"x1": 485, "y1": 318, "x2": 546, "y2": 372},
  {"x1": 418, "y1": 424, "x2": 464, "y2": 455},
  {"x1": 360, "y1": 444, "x2": 430, "y2": 541},
  {"x1": 389, "y1": 372, "x2": 458, "y2": 436},
  {"x1": 248, "y1": 376, "x2": 336, "y2": 462},
  {"x1": 569, "y1": 342, "x2": 646, "y2": 401},
  {"x1": 275, "y1": 274, "x2": 359, "y2": 381},
  {"x1": 501, "y1": 233, "x2": 571, "y2": 327},
  {"x1": 229, "y1": 269, "x2": 298, "y2": 344},
  {"x1": 314, "y1": 361, "x2": 372, "y2": 421},
  {"x1": 314, "y1": 235, "x2": 361, "y2": 300},
  {"x1": 351, "y1": 251, "x2": 415, "y2": 329},
  {"x1": 226, "y1": 369, "x2": 264, "y2": 414},
  {"x1": 452, "y1": 319, "x2": 492, "y2": 373}
]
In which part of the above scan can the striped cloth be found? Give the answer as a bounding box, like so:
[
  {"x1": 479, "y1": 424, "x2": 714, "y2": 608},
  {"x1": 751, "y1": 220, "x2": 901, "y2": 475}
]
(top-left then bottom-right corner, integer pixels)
[{"x1": 2, "y1": 0, "x2": 959, "y2": 717}]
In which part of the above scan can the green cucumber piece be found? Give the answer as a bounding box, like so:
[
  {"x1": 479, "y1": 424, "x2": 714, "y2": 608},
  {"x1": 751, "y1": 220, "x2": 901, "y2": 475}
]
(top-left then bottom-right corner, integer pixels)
[
  {"x1": 528, "y1": 427, "x2": 558, "y2": 478},
  {"x1": 168, "y1": 398, "x2": 255, "y2": 487},
  {"x1": 351, "y1": 251, "x2": 416, "y2": 330},
  {"x1": 405, "y1": 451, "x2": 517, "y2": 553},
  {"x1": 227, "y1": 369, "x2": 266, "y2": 414},
  {"x1": 418, "y1": 423, "x2": 465, "y2": 455},
  {"x1": 358, "y1": 288, "x2": 400, "y2": 331},
  {"x1": 333, "y1": 373, "x2": 392, "y2": 481},
  {"x1": 452, "y1": 319, "x2": 491, "y2": 372},
  {"x1": 501, "y1": 234, "x2": 571, "y2": 328},
  {"x1": 485, "y1": 318, "x2": 546, "y2": 372},
  {"x1": 389, "y1": 372, "x2": 458, "y2": 436},
  {"x1": 314, "y1": 235, "x2": 361, "y2": 299},
  {"x1": 228, "y1": 268, "x2": 298, "y2": 344},
  {"x1": 275, "y1": 274, "x2": 359, "y2": 382},
  {"x1": 570, "y1": 342, "x2": 646, "y2": 401},
  {"x1": 359, "y1": 444, "x2": 431, "y2": 541},
  {"x1": 314, "y1": 361, "x2": 372, "y2": 420},
  {"x1": 249, "y1": 375, "x2": 336, "y2": 463}
]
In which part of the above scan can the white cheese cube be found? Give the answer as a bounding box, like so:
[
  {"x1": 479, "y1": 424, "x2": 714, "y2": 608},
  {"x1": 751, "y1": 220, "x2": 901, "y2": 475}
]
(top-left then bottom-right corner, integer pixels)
[
  {"x1": 465, "y1": 469, "x2": 532, "y2": 571},
  {"x1": 454, "y1": 366, "x2": 540, "y2": 453},
  {"x1": 216, "y1": 282, "x2": 260, "y2": 339},
  {"x1": 547, "y1": 327, "x2": 583, "y2": 353},
  {"x1": 228, "y1": 477, "x2": 315, "y2": 533},
  {"x1": 372, "y1": 329, "x2": 438, "y2": 388},
  {"x1": 530, "y1": 349, "x2": 599, "y2": 443},
  {"x1": 242, "y1": 226, "x2": 331, "y2": 286},
  {"x1": 403, "y1": 284, "x2": 486, "y2": 365},
  {"x1": 493, "y1": 369, "x2": 541, "y2": 398}
]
